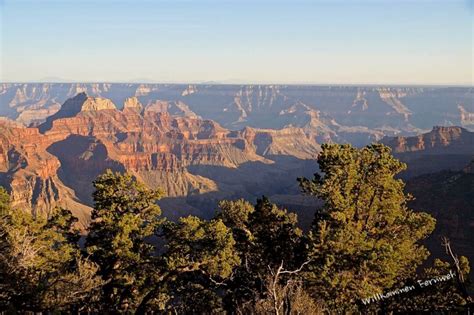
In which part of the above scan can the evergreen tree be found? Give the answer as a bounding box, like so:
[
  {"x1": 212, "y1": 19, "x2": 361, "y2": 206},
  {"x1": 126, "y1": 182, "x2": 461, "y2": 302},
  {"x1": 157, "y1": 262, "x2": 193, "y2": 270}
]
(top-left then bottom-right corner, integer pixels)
[
  {"x1": 85, "y1": 169, "x2": 164, "y2": 311},
  {"x1": 149, "y1": 215, "x2": 240, "y2": 313},
  {"x1": 85, "y1": 170, "x2": 240, "y2": 312},
  {"x1": 217, "y1": 198, "x2": 306, "y2": 311},
  {"x1": 0, "y1": 201, "x2": 103, "y2": 312},
  {"x1": 251, "y1": 197, "x2": 304, "y2": 269},
  {"x1": 299, "y1": 143, "x2": 436, "y2": 312}
]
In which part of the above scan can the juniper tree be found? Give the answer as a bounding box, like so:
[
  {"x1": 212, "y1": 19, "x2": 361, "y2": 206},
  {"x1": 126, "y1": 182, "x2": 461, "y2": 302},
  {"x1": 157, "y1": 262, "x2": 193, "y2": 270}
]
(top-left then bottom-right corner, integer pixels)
[{"x1": 85, "y1": 170, "x2": 240, "y2": 313}]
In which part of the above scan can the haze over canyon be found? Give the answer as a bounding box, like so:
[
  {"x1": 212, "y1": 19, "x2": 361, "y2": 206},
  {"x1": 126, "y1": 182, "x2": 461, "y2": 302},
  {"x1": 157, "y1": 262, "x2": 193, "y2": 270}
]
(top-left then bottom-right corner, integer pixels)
[{"x1": 0, "y1": 83, "x2": 473, "y2": 258}]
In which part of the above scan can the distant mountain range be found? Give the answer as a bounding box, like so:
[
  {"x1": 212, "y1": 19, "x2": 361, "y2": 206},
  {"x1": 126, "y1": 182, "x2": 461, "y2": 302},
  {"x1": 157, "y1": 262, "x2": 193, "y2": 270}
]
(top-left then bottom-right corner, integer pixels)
[{"x1": 1, "y1": 83, "x2": 473, "y2": 146}]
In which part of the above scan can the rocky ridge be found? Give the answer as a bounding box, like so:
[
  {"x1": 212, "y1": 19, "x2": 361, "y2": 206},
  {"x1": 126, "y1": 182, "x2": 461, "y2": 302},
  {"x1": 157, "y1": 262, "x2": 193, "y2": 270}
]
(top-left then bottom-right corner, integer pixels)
[{"x1": 382, "y1": 126, "x2": 474, "y2": 178}]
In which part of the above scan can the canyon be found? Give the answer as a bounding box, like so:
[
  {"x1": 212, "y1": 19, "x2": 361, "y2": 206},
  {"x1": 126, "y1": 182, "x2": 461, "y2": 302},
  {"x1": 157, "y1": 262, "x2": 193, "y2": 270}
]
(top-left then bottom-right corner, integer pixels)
[
  {"x1": 1, "y1": 84, "x2": 473, "y2": 146},
  {"x1": 0, "y1": 84, "x2": 473, "y2": 236},
  {"x1": 1, "y1": 84, "x2": 473, "y2": 263},
  {"x1": 405, "y1": 159, "x2": 474, "y2": 264},
  {"x1": 0, "y1": 92, "x2": 321, "y2": 227}
]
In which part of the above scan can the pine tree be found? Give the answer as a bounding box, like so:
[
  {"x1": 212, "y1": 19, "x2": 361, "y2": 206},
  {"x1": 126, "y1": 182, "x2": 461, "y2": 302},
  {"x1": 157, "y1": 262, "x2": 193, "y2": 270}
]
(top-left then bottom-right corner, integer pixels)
[
  {"x1": 85, "y1": 170, "x2": 164, "y2": 311},
  {"x1": 0, "y1": 195, "x2": 102, "y2": 312},
  {"x1": 298, "y1": 143, "x2": 436, "y2": 311},
  {"x1": 151, "y1": 215, "x2": 240, "y2": 313},
  {"x1": 217, "y1": 198, "x2": 306, "y2": 311}
]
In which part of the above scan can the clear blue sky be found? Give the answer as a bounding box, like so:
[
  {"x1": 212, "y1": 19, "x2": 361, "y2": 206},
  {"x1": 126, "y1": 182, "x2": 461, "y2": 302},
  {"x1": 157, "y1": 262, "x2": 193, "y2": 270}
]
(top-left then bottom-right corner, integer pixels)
[{"x1": 1, "y1": 0, "x2": 472, "y2": 84}]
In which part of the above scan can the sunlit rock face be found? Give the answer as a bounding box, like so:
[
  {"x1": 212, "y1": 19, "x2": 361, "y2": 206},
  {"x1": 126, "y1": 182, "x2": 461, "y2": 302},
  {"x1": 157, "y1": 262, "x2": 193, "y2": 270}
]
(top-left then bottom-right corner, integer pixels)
[
  {"x1": 383, "y1": 126, "x2": 473, "y2": 154},
  {"x1": 123, "y1": 97, "x2": 143, "y2": 112},
  {"x1": 382, "y1": 126, "x2": 474, "y2": 178}
]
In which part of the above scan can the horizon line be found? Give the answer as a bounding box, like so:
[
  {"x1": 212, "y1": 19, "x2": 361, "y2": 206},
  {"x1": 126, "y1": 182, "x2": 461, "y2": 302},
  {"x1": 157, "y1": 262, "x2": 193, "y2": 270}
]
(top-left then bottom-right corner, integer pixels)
[{"x1": 1, "y1": 81, "x2": 473, "y2": 88}]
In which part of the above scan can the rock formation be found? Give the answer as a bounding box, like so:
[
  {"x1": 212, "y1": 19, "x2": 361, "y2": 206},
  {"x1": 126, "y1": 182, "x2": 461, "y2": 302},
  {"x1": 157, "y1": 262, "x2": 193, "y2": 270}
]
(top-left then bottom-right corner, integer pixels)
[
  {"x1": 383, "y1": 126, "x2": 473, "y2": 154},
  {"x1": 0, "y1": 93, "x2": 321, "y2": 225},
  {"x1": 382, "y1": 126, "x2": 474, "y2": 178},
  {"x1": 123, "y1": 96, "x2": 143, "y2": 112},
  {"x1": 2, "y1": 85, "x2": 472, "y2": 230},
  {"x1": 2, "y1": 84, "x2": 472, "y2": 147}
]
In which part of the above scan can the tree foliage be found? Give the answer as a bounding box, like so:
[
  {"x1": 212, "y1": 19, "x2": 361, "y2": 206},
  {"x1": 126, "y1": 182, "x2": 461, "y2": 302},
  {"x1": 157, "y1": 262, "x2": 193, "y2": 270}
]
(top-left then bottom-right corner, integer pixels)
[
  {"x1": 298, "y1": 143, "x2": 437, "y2": 311},
  {"x1": 83, "y1": 170, "x2": 241, "y2": 313},
  {"x1": 217, "y1": 197, "x2": 307, "y2": 311},
  {"x1": 0, "y1": 143, "x2": 472, "y2": 313},
  {"x1": 381, "y1": 256, "x2": 471, "y2": 312},
  {"x1": 85, "y1": 170, "x2": 164, "y2": 311},
  {"x1": 0, "y1": 205, "x2": 103, "y2": 312},
  {"x1": 149, "y1": 216, "x2": 240, "y2": 313}
]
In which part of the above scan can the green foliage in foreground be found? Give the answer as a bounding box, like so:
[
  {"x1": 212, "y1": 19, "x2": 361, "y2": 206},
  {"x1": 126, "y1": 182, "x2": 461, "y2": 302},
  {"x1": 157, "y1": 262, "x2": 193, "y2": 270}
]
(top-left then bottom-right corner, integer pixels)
[
  {"x1": 298, "y1": 144, "x2": 437, "y2": 311},
  {"x1": 0, "y1": 144, "x2": 471, "y2": 313},
  {"x1": 0, "y1": 206, "x2": 104, "y2": 312},
  {"x1": 85, "y1": 170, "x2": 165, "y2": 310}
]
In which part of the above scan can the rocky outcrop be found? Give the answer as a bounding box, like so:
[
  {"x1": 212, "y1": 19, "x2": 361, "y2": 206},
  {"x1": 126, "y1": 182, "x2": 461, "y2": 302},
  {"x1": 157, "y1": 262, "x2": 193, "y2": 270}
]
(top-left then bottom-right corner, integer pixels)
[
  {"x1": 239, "y1": 127, "x2": 320, "y2": 159},
  {"x1": 39, "y1": 93, "x2": 88, "y2": 133},
  {"x1": 80, "y1": 96, "x2": 116, "y2": 111},
  {"x1": 0, "y1": 121, "x2": 91, "y2": 228},
  {"x1": 123, "y1": 97, "x2": 143, "y2": 112}
]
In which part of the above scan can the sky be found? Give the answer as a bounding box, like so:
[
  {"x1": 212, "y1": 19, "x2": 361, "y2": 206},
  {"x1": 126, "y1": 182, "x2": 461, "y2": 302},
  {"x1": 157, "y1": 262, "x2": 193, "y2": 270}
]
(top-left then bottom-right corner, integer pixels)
[{"x1": 0, "y1": 0, "x2": 472, "y2": 85}]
